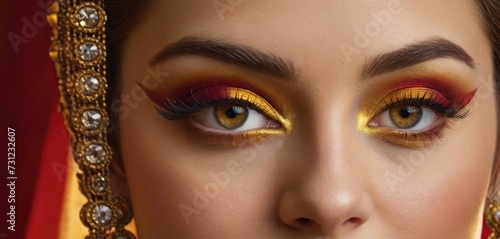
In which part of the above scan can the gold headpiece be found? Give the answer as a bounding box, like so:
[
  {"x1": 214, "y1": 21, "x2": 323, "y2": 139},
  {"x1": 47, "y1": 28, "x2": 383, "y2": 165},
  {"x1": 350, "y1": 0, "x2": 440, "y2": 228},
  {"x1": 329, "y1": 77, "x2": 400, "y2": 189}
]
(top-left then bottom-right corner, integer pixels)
[
  {"x1": 48, "y1": 1, "x2": 135, "y2": 238},
  {"x1": 487, "y1": 197, "x2": 500, "y2": 239}
]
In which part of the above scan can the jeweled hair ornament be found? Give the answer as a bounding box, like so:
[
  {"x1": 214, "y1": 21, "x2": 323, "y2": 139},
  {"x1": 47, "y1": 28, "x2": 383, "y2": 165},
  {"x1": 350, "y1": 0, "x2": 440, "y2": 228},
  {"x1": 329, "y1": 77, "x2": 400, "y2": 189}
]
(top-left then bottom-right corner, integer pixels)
[
  {"x1": 487, "y1": 196, "x2": 500, "y2": 239},
  {"x1": 48, "y1": 0, "x2": 135, "y2": 238}
]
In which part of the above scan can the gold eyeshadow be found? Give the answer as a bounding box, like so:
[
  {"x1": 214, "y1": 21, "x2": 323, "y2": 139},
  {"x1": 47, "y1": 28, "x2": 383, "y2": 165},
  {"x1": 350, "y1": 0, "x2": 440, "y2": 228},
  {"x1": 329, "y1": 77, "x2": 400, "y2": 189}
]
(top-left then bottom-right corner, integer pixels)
[
  {"x1": 140, "y1": 70, "x2": 296, "y2": 119},
  {"x1": 140, "y1": 77, "x2": 293, "y2": 146},
  {"x1": 225, "y1": 88, "x2": 292, "y2": 132},
  {"x1": 181, "y1": 122, "x2": 288, "y2": 147},
  {"x1": 357, "y1": 76, "x2": 478, "y2": 148},
  {"x1": 142, "y1": 59, "x2": 479, "y2": 147}
]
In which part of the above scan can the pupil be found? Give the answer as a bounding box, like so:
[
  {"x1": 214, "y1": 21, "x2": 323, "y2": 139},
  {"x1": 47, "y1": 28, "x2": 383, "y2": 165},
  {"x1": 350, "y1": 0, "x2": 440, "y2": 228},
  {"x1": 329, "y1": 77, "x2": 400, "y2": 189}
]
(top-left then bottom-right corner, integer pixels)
[
  {"x1": 213, "y1": 104, "x2": 250, "y2": 130},
  {"x1": 225, "y1": 106, "x2": 245, "y2": 118},
  {"x1": 399, "y1": 106, "x2": 419, "y2": 118},
  {"x1": 399, "y1": 109, "x2": 410, "y2": 118}
]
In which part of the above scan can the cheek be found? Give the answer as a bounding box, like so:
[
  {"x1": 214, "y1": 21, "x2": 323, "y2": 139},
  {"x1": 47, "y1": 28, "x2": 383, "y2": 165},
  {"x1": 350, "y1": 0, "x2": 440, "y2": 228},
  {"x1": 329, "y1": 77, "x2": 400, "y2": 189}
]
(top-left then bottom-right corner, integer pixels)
[
  {"x1": 376, "y1": 153, "x2": 490, "y2": 238},
  {"x1": 117, "y1": 91, "x2": 284, "y2": 237},
  {"x1": 376, "y1": 94, "x2": 497, "y2": 238},
  {"x1": 115, "y1": 81, "x2": 199, "y2": 236}
]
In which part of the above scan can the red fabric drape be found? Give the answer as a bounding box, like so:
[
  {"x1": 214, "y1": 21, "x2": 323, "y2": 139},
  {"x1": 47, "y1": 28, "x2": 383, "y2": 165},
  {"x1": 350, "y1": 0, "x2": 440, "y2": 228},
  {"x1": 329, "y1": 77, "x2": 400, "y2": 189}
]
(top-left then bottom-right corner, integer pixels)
[
  {"x1": 3, "y1": 0, "x2": 68, "y2": 238},
  {"x1": 484, "y1": 222, "x2": 492, "y2": 238}
]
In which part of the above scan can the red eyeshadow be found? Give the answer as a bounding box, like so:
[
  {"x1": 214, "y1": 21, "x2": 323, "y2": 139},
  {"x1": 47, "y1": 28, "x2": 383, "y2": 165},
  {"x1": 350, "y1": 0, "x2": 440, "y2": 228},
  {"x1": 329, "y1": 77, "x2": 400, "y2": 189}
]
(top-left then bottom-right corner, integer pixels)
[
  {"x1": 428, "y1": 90, "x2": 451, "y2": 106},
  {"x1": 458, "y1": 88, "x2": 478, "y2": 109},
  {"x1": 389, "y1": 78, "x2": 477, "y2": 108},
  {"x1": 138, "y1": 77, "x2": 266, "y2": 107},
  {"x1": 173, "y1": 86, "x2": 232, "y2": 105}
]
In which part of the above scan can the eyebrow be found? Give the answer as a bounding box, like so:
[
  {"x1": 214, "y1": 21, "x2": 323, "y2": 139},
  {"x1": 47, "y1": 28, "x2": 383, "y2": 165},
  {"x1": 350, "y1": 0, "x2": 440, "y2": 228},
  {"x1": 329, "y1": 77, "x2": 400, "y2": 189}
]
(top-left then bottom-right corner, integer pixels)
[
  {"x1": 150, "y1": 36, "x2": 298, "y2": 81},
  {"x1": 361, "y1": 38, "x2": 476, "y2": 79}
]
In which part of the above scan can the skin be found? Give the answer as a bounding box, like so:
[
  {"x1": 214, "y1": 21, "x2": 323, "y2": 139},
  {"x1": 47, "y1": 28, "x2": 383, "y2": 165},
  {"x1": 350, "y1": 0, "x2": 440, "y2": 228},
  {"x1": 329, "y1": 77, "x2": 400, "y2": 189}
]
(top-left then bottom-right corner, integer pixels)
[{"x1": 113, "y1": 0, "x2": 498, "y2": 238}]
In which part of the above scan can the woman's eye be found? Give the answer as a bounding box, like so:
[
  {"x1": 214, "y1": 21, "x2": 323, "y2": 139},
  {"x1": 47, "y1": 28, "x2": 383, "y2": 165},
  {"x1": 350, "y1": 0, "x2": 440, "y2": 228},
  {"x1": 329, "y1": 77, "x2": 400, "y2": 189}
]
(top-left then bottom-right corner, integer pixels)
[
  {"x1": 370, "y1": 104, "x2": 440, "y2": 131},
  {"x1": 191, "y1": 104, "x2": 280, "y2": 132}
]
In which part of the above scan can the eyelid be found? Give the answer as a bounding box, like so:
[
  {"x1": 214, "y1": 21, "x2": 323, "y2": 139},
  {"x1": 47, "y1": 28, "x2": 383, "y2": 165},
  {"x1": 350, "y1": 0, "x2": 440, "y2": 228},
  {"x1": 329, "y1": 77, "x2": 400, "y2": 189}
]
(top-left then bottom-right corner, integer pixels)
[
  {"x1": 158, "y1": 86, "x2": 292, "y2": 146},
  {"x1": 358, "y1": 85, "x2": 477, "y2": 148},
  {"x1": 359, "y1": 82, "x2": 476, "y2": 125},
  {"x1": 375, "y1": 88, "x2": 451, "y2": 116},
  {"x1": 227, "y1": 88, "x2": 290, "y2": 128},
  {"x1": 158, "y1": 86, "x2": 292, "y2": 132}
]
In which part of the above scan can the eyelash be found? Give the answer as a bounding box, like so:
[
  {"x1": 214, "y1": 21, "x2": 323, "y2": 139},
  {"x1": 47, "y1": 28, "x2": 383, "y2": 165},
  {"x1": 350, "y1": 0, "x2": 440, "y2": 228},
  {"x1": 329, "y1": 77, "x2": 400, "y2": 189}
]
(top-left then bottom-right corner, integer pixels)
[
  {"x1": 369, "y1": 88, "x2": 472, "y2": 146},
  {"x1": 158, "y1": 94, "x2": 266, "y2": 121},
  {"x1": 155, "y1": 86, "x2": 290, "y2": 145},
  {"x1": 154, "y1": 83, "x2": 474, "y2": 147},
  {"x1": 379, "y1": 89, "x2": 470, "y2": 120},
  {"x1": 157, "y1": 87, "x2": 272, "y2": 120}
]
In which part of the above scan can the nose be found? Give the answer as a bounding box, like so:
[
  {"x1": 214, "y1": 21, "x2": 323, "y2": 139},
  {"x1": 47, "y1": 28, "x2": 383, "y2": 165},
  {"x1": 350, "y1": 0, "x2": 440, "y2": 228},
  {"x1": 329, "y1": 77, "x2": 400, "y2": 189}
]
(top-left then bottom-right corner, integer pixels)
[{"x1": 278, "y1": 137, "x2": 372, "y2": 236}]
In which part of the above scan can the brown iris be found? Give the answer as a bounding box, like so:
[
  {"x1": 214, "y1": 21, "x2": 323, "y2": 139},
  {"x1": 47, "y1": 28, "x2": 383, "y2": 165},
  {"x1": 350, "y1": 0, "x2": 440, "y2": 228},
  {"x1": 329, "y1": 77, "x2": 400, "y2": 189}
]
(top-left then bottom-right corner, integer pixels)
[
  {"x1": 389, "y1": 104, "x2": 423, "y2": 129},
  {"x1": 214, "y1": 104, "x2": 249, "y2": 129}
]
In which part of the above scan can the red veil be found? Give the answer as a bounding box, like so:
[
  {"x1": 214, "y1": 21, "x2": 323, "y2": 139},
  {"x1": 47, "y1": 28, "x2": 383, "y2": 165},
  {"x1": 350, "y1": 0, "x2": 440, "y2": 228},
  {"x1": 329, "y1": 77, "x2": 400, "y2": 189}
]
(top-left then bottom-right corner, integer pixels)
[{"x1": 3, "y1": 0, "x2": 69, "y2": 238}]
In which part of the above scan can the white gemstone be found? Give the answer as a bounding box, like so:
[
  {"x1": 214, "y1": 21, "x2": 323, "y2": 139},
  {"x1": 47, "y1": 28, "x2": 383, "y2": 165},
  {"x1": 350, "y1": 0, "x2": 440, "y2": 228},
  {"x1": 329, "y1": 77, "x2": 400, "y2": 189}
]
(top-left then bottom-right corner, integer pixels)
[
  {"x1": 91, "y1": 176, "x2": 107, "y2": 192},
  {"x1": 81, "y1": 110, "x2": 101, "y2": 129},
  {"x1": 79, "y1": 75, "x2": 99, "y2": 95},
  {"x1": 91, "y1": 204, "x2": 113, "y2": 225},
  {"x1": 495, "y1": 209, "x2": 500, "y2": 223},
  {"x1": 78, "y1": 7, "x2": 99, "y2": 28},
  {"x1": 78, "y1": 42, "x2": 99, "y2": 61},
  {"x1": 84, "y1": 144, "x2": 106, "y2": 164}
]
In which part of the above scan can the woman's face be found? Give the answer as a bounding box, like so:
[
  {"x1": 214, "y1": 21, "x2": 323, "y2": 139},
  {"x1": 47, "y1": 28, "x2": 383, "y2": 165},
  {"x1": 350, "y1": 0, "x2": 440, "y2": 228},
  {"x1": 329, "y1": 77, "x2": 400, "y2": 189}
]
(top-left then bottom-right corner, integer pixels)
[{"x1": 115, "y1": 0, "x2": 498, "y2": 238}]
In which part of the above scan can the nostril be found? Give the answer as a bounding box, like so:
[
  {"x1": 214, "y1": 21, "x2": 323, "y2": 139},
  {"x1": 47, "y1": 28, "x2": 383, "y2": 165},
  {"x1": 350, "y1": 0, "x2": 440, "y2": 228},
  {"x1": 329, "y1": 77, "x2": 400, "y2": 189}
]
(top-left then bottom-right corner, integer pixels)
[
  {"x1": 297, "y1": 217, "x2": 311, "y2": 225},
  {"x1": 292, "y1": 217, "x2": 324, "y2": 232},
  {"x1": 343, "y1": 217, "x2": 362, "y2": 227}
]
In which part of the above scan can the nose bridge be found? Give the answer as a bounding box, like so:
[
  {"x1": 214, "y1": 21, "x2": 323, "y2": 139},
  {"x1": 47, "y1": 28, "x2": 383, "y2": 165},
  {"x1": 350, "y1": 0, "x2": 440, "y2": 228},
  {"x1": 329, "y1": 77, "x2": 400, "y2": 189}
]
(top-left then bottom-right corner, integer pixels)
[
  {"x1": 278, "y1": 105, "x2": 372, "y2": 235},
  {"x1": 309, "y1": 94, "x2": 361, "y2": 180},
  {"x1": 304, "y1": 88, "x2": 368, "y2": 206}
]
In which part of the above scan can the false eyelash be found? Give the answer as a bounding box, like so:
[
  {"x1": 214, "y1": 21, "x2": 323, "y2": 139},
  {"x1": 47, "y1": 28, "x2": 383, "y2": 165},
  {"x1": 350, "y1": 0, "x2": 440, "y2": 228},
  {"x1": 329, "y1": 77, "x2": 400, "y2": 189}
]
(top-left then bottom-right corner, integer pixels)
[
  {"x1": 157, "y1": 92, "x2": 263, "y2": 121},
  {"x1": 380, "y1": 90, "x2": 470, "y2": 120},
  {"x1": 158, "y1": 98, "x2": 259, "y2": 120}
]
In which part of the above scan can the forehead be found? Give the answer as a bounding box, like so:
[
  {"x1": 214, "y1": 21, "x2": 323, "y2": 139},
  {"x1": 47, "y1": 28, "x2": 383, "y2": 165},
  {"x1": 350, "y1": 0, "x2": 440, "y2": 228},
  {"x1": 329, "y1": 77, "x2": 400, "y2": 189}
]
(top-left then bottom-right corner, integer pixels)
[{"x1": 126, "y1": 0, "x2": 490, "y2": 80}]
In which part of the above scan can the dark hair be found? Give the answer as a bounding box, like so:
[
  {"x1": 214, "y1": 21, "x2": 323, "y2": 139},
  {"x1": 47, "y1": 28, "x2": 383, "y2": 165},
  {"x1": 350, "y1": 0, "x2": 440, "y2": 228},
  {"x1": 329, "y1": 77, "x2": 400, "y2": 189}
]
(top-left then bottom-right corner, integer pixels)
[
  {"x1": 475, "y1": 1, "x2": 500, "y2": 83},
  {"x1": 474, "y1": 0, "x2": 500, "y2": 197},
  {"x1": 104, "y1": 0, "x2": 151, "y2": 158},
  {"x1": 104, "y1": 0, "x2": 500, "y2": 192}
]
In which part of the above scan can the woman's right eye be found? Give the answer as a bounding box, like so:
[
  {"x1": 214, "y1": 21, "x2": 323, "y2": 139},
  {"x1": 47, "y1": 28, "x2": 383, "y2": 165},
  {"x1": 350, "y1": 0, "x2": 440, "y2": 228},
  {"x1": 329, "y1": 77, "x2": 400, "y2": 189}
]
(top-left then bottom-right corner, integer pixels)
[
  {"x1": 191, "y1": 103, "x2": 281, "y2": 133},
  {"x1": 151, "y1": 84, "x2": 293, "y2": 144}
]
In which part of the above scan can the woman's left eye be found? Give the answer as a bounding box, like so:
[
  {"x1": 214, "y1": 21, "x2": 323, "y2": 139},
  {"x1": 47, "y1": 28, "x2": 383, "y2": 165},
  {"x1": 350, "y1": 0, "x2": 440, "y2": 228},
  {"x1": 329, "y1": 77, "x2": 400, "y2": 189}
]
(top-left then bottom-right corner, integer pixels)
[
  {"x1": 191, "y1": 104, "x2": 280, "y2": 132},
  {"x1": 369, "y1": 104, "x2": 440, "y2": 131}
]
